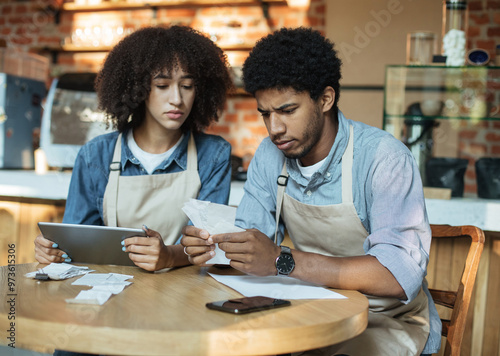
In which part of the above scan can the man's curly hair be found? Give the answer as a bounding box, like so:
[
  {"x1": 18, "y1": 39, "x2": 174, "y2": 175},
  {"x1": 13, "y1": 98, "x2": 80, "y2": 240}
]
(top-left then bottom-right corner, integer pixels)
[
  {"x1": 95, "y1": 26, "x2": 233, "y2": 133},
  {"x1": 242, "y1": 27, "x2": 342, "y2": 110}
]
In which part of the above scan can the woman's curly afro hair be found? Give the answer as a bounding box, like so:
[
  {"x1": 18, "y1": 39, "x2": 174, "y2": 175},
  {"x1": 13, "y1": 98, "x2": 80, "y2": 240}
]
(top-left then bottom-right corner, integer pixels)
[
  {"x1": 242, "y1": 27, "x2": 342, "y2": 109},
  {"x1": 95, "y1": 26, "x2": 233, "y2": 133}
]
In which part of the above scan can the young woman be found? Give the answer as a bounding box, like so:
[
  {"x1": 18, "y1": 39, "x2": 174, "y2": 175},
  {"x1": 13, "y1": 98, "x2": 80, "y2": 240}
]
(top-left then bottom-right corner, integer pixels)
[{"x1": 34, "y1": 26, "x2": 233, "y2": 272}]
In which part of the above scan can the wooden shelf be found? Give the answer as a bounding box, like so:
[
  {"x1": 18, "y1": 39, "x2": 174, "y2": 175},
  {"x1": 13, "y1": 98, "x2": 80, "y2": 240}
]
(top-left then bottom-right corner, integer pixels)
[
  {"x1": 61, "y1": 0, "x2": 286, "y2": 12},
  {"x1": 39, "y1": 44, "x2": 111, "y2": 52},
  {"x1": 38, "y1": 0, "x2": 280, "y2": 66},
  {"x1": 35, "y1": 42, "x2": 256, "y2": 54}
]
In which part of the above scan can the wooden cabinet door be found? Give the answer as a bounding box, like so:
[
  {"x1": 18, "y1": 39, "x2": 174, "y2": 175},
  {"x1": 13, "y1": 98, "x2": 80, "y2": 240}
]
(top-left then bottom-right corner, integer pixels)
[{"x1": 0, "y1": 200, "x2": 64, "y2": 265}]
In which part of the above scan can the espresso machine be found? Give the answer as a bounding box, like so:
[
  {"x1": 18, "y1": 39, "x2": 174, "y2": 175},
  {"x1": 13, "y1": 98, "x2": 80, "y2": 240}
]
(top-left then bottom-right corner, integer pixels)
[{"x1": 0, "y1": 73, "x2": 46, "y2": 169}]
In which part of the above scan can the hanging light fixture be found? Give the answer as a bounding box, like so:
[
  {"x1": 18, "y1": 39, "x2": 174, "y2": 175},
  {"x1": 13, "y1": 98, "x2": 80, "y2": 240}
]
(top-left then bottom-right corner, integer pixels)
[{"x1": 286, "y1": 0, "x2": 311, "y2": 10}]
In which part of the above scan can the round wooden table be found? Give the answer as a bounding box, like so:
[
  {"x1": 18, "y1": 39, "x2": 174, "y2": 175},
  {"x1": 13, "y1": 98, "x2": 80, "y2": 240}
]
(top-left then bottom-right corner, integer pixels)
[{"x1": 0, "y1": 263, "x2": 368, "y2": 355}]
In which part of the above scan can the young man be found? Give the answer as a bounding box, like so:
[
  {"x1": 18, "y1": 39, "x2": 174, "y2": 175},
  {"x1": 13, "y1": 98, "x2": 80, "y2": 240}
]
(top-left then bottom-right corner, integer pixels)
[{"x1": 182, "y1": 27, "x2": 441, "y2": 355}]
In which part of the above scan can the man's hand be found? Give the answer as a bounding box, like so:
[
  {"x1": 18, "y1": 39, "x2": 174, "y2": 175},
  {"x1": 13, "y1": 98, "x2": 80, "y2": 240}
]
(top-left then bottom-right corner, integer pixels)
[
  {"x1": 212, "y1": 229, "x2": 281, "y2": 276},
  {"x1": 34, "y1": 234, "x2": 68, "y2": 263},
  {"x1": 181, "y1": 225, "x2": 216, "y2": 266}
]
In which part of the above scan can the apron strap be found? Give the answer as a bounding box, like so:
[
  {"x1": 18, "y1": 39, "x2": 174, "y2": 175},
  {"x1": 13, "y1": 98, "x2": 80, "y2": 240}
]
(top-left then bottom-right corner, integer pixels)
[
  {"x1": 105, "y1": 132, "x2": 197, "y2": 228},
  {"x1": 105, "y1": 133, "x2": 123, "y2": 227},
  {"x1": 186, "y1": 134, "x2": 197, "y2": 171},
  {"x1": 341, "y1": 125, "x2": 354, "y2": 204},
  {"x1": 273, "y1": 124, "x2": 354, "y2": 243},
  {"x1": 274, "y1": 162, "x2": 289, "y2": 245}
]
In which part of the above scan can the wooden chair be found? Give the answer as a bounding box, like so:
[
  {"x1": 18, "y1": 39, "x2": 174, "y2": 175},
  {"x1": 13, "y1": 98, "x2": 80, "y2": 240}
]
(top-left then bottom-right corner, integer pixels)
[{"x1": 428, "y1": 224, "x2": 485, "y2": 356}]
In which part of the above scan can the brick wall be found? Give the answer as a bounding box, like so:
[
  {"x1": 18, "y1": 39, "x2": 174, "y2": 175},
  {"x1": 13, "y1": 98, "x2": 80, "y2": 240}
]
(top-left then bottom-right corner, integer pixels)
[
  {"x1": 460, "y1": 119, "x2": 500, "y2": 194},
  {"x1": 463, "y1": 0, "x2": 500, "y2": 194},
  {"x1": 469, "y1": 0, "x2": 500, "y2": 58},
  {"x1": 0, "y1": 0, "x2": 326, "y2": 167}
]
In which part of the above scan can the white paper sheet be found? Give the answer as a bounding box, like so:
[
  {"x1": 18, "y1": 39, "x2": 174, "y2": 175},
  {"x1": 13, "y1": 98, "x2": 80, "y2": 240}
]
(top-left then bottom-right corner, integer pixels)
[
  {"x1": 71, "y1": 273, "x2": 133, "y2": 286},
  {"x1": 24, "y1": 263, "x2": 92, "y2": 280},
  {"x1": 182, "y1": 199, "x2": 245, "y2": 264},
  {"x1": 66, "y1": 290, "x2": 113, "y2": 305},
  {"x1": 91, "y1": 284, "x2": 128, "y2": 294},
  {"x1": 66, "y1": 272, "x2": 134, "y2": 305},
  {"x1": 208, "y1": 273, "x2": 347, "y2": 300}
]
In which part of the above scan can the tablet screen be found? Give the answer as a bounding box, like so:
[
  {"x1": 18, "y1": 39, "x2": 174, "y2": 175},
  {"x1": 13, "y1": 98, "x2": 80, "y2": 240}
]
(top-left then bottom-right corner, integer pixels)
[{"x1": 38, "y1": 222, "x2": 147, "y2": 266}]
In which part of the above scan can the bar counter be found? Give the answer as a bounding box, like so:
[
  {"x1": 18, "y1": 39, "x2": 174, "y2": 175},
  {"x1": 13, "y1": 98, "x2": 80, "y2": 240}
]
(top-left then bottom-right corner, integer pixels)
[{"x1": 1, "y1": 170, "x2": 499, "y2": 231}]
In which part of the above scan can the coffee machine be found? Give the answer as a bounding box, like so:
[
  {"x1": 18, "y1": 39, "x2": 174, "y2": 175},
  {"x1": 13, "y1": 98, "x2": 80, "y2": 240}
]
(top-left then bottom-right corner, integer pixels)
[
  {"x1": 0, "y1": 73, "x2": 46, "y2": 169},
  {"x1": 40, "y1": 72, "x2": 111, "y2": 168}
]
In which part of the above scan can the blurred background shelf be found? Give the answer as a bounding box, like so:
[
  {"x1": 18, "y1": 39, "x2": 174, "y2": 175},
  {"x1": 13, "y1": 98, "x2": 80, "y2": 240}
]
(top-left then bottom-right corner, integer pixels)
[
  {"x1": 61, "y1": 0, "x2": 286, "y2": 12},
  {"x1": 383, "y1": 65, "x2": 500, "y2": 188}
]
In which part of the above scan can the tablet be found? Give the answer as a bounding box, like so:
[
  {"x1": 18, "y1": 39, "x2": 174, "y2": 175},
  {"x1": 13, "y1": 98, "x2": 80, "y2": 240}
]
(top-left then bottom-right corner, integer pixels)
[{"x1": 38, "y1": 222, "x2": 147, "y2": 266}]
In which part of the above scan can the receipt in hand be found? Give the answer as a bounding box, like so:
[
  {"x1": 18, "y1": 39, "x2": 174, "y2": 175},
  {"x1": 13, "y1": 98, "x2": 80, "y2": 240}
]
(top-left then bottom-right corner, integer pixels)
[{"x1": 182, "y1": 199, "x2": 245, "y2": 264}]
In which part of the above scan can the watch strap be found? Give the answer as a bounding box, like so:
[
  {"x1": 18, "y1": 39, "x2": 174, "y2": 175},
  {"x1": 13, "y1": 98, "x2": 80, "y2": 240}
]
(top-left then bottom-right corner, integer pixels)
[{"x1": 280, "y1": 245, "x2": 291, "y2": 255}]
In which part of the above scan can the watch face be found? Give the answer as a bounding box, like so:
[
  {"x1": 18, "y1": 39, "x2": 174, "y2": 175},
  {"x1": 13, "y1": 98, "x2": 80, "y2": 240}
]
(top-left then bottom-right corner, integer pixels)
[{"x1": 276, "y1": 253, "x2": 295, "y2": 275}]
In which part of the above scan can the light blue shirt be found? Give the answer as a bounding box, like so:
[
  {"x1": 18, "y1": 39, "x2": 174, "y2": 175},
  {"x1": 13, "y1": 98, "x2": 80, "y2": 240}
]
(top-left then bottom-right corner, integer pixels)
[
  {"x1": 64, "y1": 130, "x2": 232, "y2": 233},
  {"x1": 236, "y1": 111, "x2": 441, "y2": 354}
]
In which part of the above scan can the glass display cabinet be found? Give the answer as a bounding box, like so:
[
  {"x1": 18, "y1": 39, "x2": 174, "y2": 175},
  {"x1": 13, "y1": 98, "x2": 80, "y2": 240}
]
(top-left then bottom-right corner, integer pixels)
[{"x1": 383, "y1": 65, "x2": 500, "y2": 184}]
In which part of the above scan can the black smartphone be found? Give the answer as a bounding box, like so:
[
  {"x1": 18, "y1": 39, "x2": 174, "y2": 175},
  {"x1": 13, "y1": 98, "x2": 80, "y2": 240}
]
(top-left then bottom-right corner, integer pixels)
[{"x1": 206, "y1": 296, "x2": 291, "y2": 314}]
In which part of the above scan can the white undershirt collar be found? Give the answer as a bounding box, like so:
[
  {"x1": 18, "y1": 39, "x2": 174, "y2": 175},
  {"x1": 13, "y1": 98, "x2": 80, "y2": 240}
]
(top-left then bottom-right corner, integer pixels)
[
  {"x1": 127, "y1": 130, "x2": 184, "y2": 175},
  {"x1": 296, "y1": 157, "x2": 327, "y2": 180}
]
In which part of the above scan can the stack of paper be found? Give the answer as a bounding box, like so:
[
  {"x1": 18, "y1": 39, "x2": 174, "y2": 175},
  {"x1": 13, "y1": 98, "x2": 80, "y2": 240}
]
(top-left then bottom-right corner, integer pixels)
[
  {"x1": 66, "y1": 273, "x2": 134, "y2": 305},
  {"x1": 25, "y1": 263, "x2": 92, "y2": 280}
]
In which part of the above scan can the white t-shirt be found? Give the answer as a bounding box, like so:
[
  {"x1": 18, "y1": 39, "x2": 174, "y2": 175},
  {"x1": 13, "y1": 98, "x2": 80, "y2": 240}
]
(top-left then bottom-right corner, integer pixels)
[
  {"x1": 127, "y1": 130, "x2": 184, "y2": 175},
  {"x1": 296, "y1": 157, "x2": 327, "y2": 179}
]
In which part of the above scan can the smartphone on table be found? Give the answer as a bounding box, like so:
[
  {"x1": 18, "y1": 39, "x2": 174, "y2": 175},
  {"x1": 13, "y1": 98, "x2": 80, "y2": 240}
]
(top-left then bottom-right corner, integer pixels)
[{"x1": 206, "y1": 296, "x2": 291, "y2": 314}]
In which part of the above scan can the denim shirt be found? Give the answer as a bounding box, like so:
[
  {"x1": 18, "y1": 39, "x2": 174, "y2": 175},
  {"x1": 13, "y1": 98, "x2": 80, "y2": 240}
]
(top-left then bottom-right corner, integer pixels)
[
  {"x1": 236, "y1": 111, "x2": 441, "y2": 354},
  {"x1": 63, "y1": 130, "x2": 232, "y2": 242}
]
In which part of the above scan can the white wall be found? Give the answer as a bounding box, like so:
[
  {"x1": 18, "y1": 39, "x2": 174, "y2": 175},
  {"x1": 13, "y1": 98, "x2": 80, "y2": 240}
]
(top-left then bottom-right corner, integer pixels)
[{"x1": 326, "y1": 0, "x2": 442, "y2": 128}]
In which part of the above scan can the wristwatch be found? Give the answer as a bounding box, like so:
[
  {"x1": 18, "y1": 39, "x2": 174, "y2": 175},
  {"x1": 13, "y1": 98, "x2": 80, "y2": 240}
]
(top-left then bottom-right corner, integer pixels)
[{"x1": 275, "y1": 246, "x2": 295, "y2": 276}]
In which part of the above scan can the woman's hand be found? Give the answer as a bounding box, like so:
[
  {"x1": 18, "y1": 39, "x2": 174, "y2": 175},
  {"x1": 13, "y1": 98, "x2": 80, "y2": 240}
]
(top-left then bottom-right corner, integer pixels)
[
  {"x1": 34, "y1": 233, "x2": 70, "y2": 263},
  {"x1": 180, "y1": 225, "x2": 216, "y2": 266},
  {"x1": 122, "y1": 226, "x2": 172, "y2": 271}
]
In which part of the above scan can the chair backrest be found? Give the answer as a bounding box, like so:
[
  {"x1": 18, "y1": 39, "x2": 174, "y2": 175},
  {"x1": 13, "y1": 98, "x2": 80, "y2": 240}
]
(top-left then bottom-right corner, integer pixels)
[{"x1": 428, "y1": 224, "x2": 485, "y2": 356}]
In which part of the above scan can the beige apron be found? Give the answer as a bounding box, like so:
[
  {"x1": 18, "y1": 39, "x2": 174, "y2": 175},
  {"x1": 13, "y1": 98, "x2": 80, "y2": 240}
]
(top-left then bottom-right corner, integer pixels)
[
  {"x1": 277, "y1": 126, "x2": 430, "y2": 356},
  {"x1": 103, "y1": 133, "x2": 201, "y2": 245}
]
